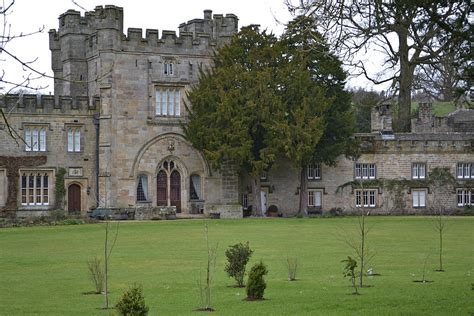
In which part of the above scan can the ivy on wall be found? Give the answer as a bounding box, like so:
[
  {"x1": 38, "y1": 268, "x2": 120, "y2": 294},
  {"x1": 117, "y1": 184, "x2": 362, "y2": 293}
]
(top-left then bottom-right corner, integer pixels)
[
  {"x1": 0, "y1": 156, "x2": 47, "y2": 210},
  {"x1": 336, "y1": 167, "x2": 468, "y2": 211},
  {"x1": 55, "y1": 167, "x2": 67, "y2": 208}
]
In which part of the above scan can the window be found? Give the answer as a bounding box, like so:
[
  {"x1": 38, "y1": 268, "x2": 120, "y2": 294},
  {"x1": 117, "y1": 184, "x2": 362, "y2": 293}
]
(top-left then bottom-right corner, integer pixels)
[
  {"x1": 25, "y1": 127, "x2": 46, "y2": 152},
  {"x1": 355, "y1": 189, "x2": 376, "y2": 208},
  {"x1": 136, "y1": 174, "x2": 148, "y2": 202},
  {"x1": 457, "y1": 189, "x2": 473, "y2": 207},
  {"x1": 308, "y1": 190, "x2": 322, "y2": 208},
  {"x1": 355, "y1": 163, "x2": 376, "y2": 180},
  {"x1": 260, "y1": 173, "x2": 268, "y2": 182},
  {"x1": 190, "y1": 174, "x2": 202, "y2": 200},
  {"x1": 164, "y1": 62, "x2": 174, "y2": 75},
  {"x1": 155, "y1": 88, "x2": 181, "y2": 117},
  {"x1": 412, "y1": 163, "x2": 426, "y2": 179},
  {"x1": 67, "y1": 127, "x2": 81, "y2": 152},
  {"x1": 412, "y1": 189, "x2": 427, "y2": 208},
  {"x1": 21, "y1": 173, "x2": 49, "y2": 206},
  {"x1": 456, "y1": 163, "x2": 473, "y2": 179},
  {"x1": 307, "y1": 164, "x2": 321, "y2": 180}
]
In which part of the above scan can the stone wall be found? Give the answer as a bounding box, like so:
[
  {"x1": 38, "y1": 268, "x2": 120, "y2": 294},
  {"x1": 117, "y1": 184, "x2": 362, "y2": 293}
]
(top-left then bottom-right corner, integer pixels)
[
  {"x1": 0, "y1": 98, "x2": 98, "y2": 214},
  {"x1": 240, "y1": 134, "x2": 473, "y2": 215}
]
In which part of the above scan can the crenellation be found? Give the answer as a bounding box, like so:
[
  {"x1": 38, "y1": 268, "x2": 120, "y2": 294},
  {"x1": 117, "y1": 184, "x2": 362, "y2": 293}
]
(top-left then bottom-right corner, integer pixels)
[
  {"x1": 126, "y1": 28, "x2": 145, "y2": 43},
  {"x1": 145, "y1": 29, "x2": 159, "y2": 44},
  {"x1": 0, "y1": 94, "x2": 96, "y2": 114},
  {"x1": 161, "y1": 30, "x2": 178, "y2": 43}
]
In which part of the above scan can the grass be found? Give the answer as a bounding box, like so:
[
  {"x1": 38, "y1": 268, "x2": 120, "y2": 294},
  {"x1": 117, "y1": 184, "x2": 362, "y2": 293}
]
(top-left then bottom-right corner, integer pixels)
[
  {"x1": 411, "y1": 101, "x2": 456, "y2": 117},
  {"x1": 0, "y1": 217, "x2": 473, "y2": 315}
]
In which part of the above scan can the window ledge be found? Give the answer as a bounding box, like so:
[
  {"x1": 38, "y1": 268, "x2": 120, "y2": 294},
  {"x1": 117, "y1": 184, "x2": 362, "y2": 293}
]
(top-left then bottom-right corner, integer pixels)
[{"x1": 147, "y1": 117, "x2": 185, "y2": 126}]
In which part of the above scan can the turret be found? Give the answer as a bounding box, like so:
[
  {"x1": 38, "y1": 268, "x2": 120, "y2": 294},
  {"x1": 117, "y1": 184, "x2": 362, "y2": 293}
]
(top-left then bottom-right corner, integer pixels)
[{"x1": 49, "y1": 5, "x2": 124, "y2": 97}]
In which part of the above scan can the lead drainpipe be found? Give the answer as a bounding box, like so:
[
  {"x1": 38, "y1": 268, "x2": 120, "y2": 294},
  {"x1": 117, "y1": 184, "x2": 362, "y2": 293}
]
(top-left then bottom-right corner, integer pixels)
[{"x1": 93, "y1": 114, "x2": 100, "y2": 207}]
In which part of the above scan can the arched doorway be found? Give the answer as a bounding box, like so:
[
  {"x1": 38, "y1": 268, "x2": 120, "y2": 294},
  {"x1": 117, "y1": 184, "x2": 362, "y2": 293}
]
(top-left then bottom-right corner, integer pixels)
[
  {"x1": 156, "y1": 159, "x2": 182, "y2": 213},
  {"x1": 68, "y1": 184, "x2": 81, "y2": 215}
]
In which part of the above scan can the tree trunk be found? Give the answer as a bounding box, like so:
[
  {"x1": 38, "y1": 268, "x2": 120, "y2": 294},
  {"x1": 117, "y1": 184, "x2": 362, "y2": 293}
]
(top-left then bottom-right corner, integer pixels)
[
  {"x1": 359, "y1": 209, "x2": 365, "y2": 288},
  {"x1": 251, "y1": 176, "x2": 263, "y2": 216},
  {"x1": 397, "y1": 28, "x2": 413, "y2": 133},
  {"x1": 298, "y1": 167, "x2": 308, "y2": 215}
]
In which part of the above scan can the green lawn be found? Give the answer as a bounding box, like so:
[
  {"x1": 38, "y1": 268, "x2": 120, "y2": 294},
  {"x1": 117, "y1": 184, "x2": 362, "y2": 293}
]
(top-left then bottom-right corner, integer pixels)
[
  {"x1": 412, "y1": 101, "x2": 456, "y2": 117},
  {"x1": 1, "y1": 217, "x2": 473, "y2": 315}
]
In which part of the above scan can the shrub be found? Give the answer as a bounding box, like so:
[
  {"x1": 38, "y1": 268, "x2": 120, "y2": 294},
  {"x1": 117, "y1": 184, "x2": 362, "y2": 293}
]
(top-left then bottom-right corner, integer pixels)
[
  {"x1": 246, "y1": 261, "x2": 268, "y2": 300},
  {"x1": 87, "y1": 257, "x2": 104, "y2": 294},
  {"x1": 224, "y1": 242, "x2": 254, "y2": 287},
  {"x1": 342, "y1": 256, "x2": 359, "y2": 295},
  {"x1": 116, "y1": 284, "x2": 149, "y2": 316},
  {"x1": 49, "y1": 209, "x2": 67, "y2": 222}
]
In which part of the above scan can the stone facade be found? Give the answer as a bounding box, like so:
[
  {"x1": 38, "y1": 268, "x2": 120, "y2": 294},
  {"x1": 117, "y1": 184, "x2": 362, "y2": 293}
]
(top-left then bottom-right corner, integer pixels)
[{"x1": 0, "y1": 5, "x2": 472, "y2": 217}]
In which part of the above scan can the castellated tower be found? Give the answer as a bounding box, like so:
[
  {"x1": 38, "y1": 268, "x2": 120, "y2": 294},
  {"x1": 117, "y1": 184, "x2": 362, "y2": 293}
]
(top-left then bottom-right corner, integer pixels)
[
  {"x1": 49, "y1": 5, "x2": 238, "y2": 98},
  {"x1": 49, "y1": 5, "x2": 124, "y2": 97},
  {"x1": 46, "y1": 5, "x2": 242, "y2": 216}
]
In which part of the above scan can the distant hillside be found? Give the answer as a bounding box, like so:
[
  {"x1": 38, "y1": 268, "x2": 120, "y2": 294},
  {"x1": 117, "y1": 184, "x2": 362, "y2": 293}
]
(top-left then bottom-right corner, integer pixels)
[{"x1": 411, "y1": 101, "x2": 456, "y2": 117}]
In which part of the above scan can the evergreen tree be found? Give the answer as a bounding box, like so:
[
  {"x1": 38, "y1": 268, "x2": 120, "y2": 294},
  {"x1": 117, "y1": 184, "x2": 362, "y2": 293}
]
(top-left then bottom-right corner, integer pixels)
[
  {"x1": 185, "y1": 26, "x2": 285, "y2": 216},
  {"x1": 279, "y1": 16, "x2": 356, "y2": 214}
]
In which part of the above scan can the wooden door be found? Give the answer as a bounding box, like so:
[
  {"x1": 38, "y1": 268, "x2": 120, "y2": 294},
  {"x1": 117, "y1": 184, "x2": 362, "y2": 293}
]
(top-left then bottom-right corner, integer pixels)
[
  {"x1": 67, "y1": 184, "x2": 81, "y2": 215},
  {"x1": 157, "y1": 170, "x2": 167, "y2": 206},
  {"x1": 170, "y1": 170, "x2": 181, "y2": 212}
]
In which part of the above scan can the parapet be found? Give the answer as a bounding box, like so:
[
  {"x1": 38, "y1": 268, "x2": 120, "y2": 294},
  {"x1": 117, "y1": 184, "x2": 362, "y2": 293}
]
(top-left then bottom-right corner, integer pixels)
[
  {"x1": 178, "y1": 10, "x2": 238, "y2": 38},
  {"x1": 0, "y1": 94, "x2": 99, "y2": 114},
  {"x1": 355, "y1": 132, "x2": 473, "y2": 154},
  {"x1": 51, "y1": 7, "x2": 238, "y2": 57},
  {"x1": 120, "y1": 10, "x2": 238, "y2": 50},
  {"x1": 57, "y1": 5, "x2": 124, "y2": 34}
]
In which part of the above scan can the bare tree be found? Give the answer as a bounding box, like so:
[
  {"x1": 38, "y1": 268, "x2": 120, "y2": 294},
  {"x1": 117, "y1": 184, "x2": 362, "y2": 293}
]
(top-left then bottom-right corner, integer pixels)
[
  {"x1": 197, "y1": 222, "x2": 218, "y2": 311},
  {"x1": 1, "y1": 0, "x2": 46, "y2": 93},
  {"x1": 344, "y1": 181, "x2": 375, "y2": 288},
  {"x1": 1, "y1": 0, "x2": 112, "y2": 142},
  {"x1": 413, "y1": 52, "x2": 461, "y2": 103},
  {"x1": 286, "y1": 0, "x2": 470, "y2": 132},
  {"x1": 428, "y1": 167, "x2": 455, "y2": 272}
]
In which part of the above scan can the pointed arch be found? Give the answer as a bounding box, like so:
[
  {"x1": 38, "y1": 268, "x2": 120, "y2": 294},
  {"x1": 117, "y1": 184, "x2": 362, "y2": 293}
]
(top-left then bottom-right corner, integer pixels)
[{"x1": 130, "y1": 133, "x2": 210, "y2": 178}]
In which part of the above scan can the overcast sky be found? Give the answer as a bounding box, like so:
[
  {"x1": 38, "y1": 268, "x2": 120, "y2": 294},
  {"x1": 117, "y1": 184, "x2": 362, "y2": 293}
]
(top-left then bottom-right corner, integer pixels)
[{"x1": 2, "y1": 0, "x2": 382, "y2": 94}]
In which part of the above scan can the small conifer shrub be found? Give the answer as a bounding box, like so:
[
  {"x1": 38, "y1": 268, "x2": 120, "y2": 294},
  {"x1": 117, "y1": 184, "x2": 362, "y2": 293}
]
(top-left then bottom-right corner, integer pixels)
[
  {"x1": 246, "y1": 261, "x2": 268, "y2": 300},
  {"x1": 116, "y1": 284, "x2": 149, "y2": 315}
]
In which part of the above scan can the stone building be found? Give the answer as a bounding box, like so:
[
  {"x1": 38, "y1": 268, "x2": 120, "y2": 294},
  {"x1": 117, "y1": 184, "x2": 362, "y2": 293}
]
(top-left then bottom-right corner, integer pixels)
[{"x1": 0, "y1": 6, "x2": 472, "y2": 218}]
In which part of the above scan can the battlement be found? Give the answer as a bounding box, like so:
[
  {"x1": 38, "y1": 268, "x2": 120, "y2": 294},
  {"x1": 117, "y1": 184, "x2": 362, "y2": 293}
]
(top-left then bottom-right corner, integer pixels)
[
  {"x1": 0, "y1": 94, "x2": 99, "y2": 115},
  {"x1": 57, "y1": 5, "x2": 124, "y2": 33},
  {"x1": 50, "y1": 6, "x2": 237, "y2": 49}
]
